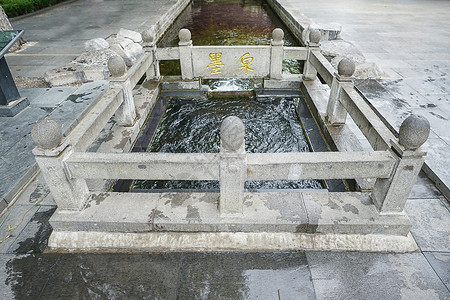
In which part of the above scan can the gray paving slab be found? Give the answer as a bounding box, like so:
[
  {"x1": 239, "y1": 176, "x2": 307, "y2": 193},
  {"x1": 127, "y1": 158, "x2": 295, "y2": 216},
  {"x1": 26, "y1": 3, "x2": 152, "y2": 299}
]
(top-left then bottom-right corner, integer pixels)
[
  {"x1": 29, "y1": 86, "x2": 77, "y2": 108},
  {"x1": 178, "y1": 252, "x2": 316, "y2": 300},
  {"x1": 424, "y1": 252, "x2": 450, "y2": 291},
  {"x1": 285, "y1": 0, "x2": 450, "y2": 198},
  {"x1": 47, "y1": 80, "x2": 108, "y2": 132},
  {"x1": 37, "y1": 253, "x2": 182, "y2": 299},
  {"x1": 18, "y1": 87, "x2": 48, "y2": 100},
  {"x1": 409, "y1": 171, "x2": 443, "y2": 199},
  {"x1": 405, "y1": 199, "x2": 450, "y2": 252},
  {"x1": 0, "y1": 204, "x2": 39, "y2": 254},
  {"x1": 8, "y1": 0, "x2": 183, "y2": 78},
  {"x1": 0, "y1": 137, "x2": 41, "y2": 204},
  {"x1": 7, "y1": 205, "x2": 56, "y2": 254},
  {"x1": 306, "y1": 251, "x2": 450, "y2": 300},
  {"x1": 0, "y1": 254, "x2": 26, "y2": 300},
  {"x1": 0, "y1": 107, "x2": 48, "y2": 155},
  {"x1": 14, "y1": 174, "x2": 54, "y2": 207}
]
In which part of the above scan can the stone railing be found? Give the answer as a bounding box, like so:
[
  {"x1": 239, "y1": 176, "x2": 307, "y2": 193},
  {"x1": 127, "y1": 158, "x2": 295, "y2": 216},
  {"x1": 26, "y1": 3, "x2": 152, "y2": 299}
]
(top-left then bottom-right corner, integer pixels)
[{"x1": 31, "y1": 28, "x2": 430, "y2": 219}]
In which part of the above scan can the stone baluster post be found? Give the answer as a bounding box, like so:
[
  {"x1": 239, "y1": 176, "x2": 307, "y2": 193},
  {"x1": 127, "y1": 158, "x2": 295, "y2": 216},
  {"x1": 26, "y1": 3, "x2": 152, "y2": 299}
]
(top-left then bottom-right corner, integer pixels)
[
  {"x1": 219, "y1": 116, "x2": 246, "y2": 216},
  {"x1": 372, "y1": 115, "x2": 430, "y2": 213},
  {"x1": 142, "y1": 28, "x2": 160, "y2": 79},
  {"x1": 326, "y1": 58, "x2": 355, "y2": 125},
  {"x1": 270, "y1": 28, "x2": 284, "y2": 80},
  {"x1": 303, "y1": 29, "x2": 321, "y2": 81},
  {"x1": 108, "y1": 55, "x2": 137, "y2": 126},
  {"x1": 178, "y1": 28, "x2": 194, "y2": 80},
  {"x1": 31, "y1": 120, "x2": 89, "y2": 210}
]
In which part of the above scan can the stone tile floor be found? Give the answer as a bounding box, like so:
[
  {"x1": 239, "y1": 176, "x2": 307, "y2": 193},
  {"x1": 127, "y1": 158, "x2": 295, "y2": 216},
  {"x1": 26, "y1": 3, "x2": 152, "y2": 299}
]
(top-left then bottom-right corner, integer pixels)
[
  {"x1": 0, "y1": 171, "x2": 448, "y2": 299},
  {"x1": 286, "y1": 0, "x2": 450, "y2": 198}
]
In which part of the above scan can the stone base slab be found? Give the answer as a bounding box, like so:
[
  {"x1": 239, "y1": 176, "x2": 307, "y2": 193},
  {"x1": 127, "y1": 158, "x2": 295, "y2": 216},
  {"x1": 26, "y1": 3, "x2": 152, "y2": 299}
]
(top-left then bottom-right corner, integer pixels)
[
  {"x1": 47, "y1": 231, "x2": 419, "y2": 253},
  {"x1": 0, "y1": 97, "x2": 29, "y2": 117},
  {"x1": 49, "y1": 191, "x2": 411, "y2": 238}
]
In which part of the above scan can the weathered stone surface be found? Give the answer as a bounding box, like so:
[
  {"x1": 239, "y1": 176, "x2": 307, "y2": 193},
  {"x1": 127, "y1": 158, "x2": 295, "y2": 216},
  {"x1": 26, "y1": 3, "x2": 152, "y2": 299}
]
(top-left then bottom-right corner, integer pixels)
[
  {"x1": 141, "y1": 29, "x2": 155, "y2": 43},
  {"x1": 272, "y1": 28, "x2": 284, "y2": 42},
  {"x1": 220, "y1": 116, "x2": 245, "y2": 152},
  {"x1": 178, "y1": 28, "x2": 191, "y2": 43},
  {"x1": 74, "y1": 49, "x2": 117, "y2": 66},
  {"x1": 117, "y1": 28, "x2": 142, "y2": 43},
  {"x1": 321, "y1": 40, "x2": 365, "y2": 65},
  {"x1": 107, "y1": 37, "x2": 133, "y2": 49},
  {"x1": 405, "y1": 199, "x2": 450, "y2": 251},
  {"x1": 84, "y1": 38, "x2": 109, "y2": 52},
  {"x1": 399, "y1": 114, "x2": 430, "y2": 150},
  {"x1": 31, "y1": 119, "x2": 62, "y2": 150},
  {"x1": 337, "y1": 58, "x2": 355, "y2": 77},
  {"x1": 107, "y1": 55, "x2": 127, "y2": 77},
  {"x1": 44, "y1": 50, "x2": 115, "y2": 86},
  {"x1": 110, "y1": 43, "x2": 143, "y2": 67},
  {"x1": 310, "y1": 22, "x2": 342, "y2": 41},
  {"x1": 307, "y1": 252, "x2": 450, "y2": 299},
  {"x1": 354, "y1": 62, "x2": 383, "y2": 79}
]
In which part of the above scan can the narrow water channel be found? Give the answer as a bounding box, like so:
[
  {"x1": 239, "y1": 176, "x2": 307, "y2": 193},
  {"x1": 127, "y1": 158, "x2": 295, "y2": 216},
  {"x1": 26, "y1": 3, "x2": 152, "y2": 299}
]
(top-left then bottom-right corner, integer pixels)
[
  {"x1": 131, "y1": 0, "x2": 324, "y2": 191},
  {"x1": 158, "y1": 0, "x2": 302, "y2": 76}
]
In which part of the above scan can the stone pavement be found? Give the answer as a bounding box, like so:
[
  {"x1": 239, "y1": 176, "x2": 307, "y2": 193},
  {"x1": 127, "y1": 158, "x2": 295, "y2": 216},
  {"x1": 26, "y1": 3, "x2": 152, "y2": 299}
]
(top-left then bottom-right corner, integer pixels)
[
  {"x1": 284, "y1": 0, "x2": 450, "y2": 198},
  {"x1": 0, "y1": 0, "x2": 449, "y2": 298},
  {"x1": 0, "y1": 171, "x2": 448, "y2": 298},
  {"x1": 7, "y1": 0, "x2": 182, "y2": 78}
]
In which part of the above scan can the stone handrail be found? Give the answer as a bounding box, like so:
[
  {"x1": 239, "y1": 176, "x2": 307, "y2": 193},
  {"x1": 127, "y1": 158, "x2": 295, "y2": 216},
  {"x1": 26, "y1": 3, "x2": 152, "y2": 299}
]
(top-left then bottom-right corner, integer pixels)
[{"x1": 31, "y1": 28, "x2": 430, "y2": 217}]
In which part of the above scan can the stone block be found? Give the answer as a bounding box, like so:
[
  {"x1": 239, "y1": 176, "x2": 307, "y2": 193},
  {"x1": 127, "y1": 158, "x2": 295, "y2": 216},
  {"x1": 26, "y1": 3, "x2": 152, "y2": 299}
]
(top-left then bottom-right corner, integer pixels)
[
  {"x1": 117, "y1": 28, "x2": 143, "y2": 44},
  {"x1": 307, "y1": 252, "x2": 450, "y2": 299},
  {"x1": 302, "y1": 192, "x2": 412, "y2": 235},
  {"x1": 84, "y1": 38, "x2": 110, "y2": 52}
]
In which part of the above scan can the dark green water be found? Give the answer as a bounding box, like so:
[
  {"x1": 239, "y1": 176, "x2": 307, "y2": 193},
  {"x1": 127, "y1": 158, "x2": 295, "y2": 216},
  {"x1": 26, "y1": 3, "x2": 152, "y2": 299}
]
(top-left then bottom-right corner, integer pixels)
[
  {"x1": 133, "y1": 0, "x2": 321, "y2": 191},
  {"x1": 134, "y1": 96, "x2": 322, "y2": 190},
  {"x1": 158, "y1": 0, "x2": 302, "y2": 76}
]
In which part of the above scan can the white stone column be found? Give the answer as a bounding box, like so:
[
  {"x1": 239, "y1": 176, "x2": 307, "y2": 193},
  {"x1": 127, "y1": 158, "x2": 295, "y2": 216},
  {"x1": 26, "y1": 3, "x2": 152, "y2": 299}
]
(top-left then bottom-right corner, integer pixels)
[
  {"x1": 178, "y1": 28, "x2": 194, "y2": 80},
  {"x1": 326, "y1": 58, "x2": 355, "y2": 125},
  {"x1": 142, "y1": 28, "x2": 160, "y2": 79},
  {"x1": 372, "y1": 115, "x2": 430, "y2": 213},
  {"x1": 302, "y1": 29, "x2": 320, "y2": 81},
  {"x1": 219, "y1": 116, "x2": 246, "y2": 216},
  {"x1": 31, "y1": 120, "x2": 90, "y2": 210},
  {"x1": 108, "y1": 55, "x2": 137, "y2": 126},
  {"x1": 270, "y1": 28, "x2": 284, "y2": 80}
]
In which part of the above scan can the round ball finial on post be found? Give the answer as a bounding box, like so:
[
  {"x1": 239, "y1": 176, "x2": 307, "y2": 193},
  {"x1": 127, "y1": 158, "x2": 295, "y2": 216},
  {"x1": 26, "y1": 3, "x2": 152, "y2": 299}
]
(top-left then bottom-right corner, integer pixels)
[
  {"x1": 272, "y1": 28, "x2": 284, "y2": 42},
  {"x1": 31, "y1": 119, "x2": 63, "y2": 150},
  {"x1": 220, "y1": 116, "x2": 245, "y2": 152},
  {"x1": 398, "y1": 114, "x2": 430, "y2": 150},
  {"x1": 309, "y1": 29, "x2": 321, "y2": 44},
  {"x1": 179, "y1": 28, "x2": 192, "y2": 43},
  {"x1": 107, "y1": 55, "x2": 126, "y2": 77},
  {"x1": 338, "y1": 58, "x2": 355, "y2": 77},
  {"x1": 141, "y1": 29, "x2": 155, "y2": 44}
]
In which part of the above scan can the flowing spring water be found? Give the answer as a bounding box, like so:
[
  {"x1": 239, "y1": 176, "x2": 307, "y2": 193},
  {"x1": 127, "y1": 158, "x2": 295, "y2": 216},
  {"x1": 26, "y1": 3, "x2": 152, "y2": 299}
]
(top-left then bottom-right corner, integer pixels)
[{"x1": 134, "y1": 96, "x2": 323, "y2": 190}]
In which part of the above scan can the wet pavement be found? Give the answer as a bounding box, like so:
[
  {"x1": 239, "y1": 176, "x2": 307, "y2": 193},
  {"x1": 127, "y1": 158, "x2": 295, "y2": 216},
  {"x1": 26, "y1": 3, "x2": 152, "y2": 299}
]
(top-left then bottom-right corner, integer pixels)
[
  {"x1": 284, "y1": 0, "x2": 450, "y2": 199},
  {"x1": 0, "y1": 0, "x2": 449, "y2": 298}
]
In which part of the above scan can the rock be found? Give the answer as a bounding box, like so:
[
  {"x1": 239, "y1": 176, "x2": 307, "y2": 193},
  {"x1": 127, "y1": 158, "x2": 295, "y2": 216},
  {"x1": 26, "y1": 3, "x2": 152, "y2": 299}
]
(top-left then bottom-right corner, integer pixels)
[
  {"x1": 44, "y1": 49, "x2": 116, "y2": 86},
  {"x1": 107, "y1": 37, "x2": 133, "y2": 49},
  {"x1": 117, "y1": 28, "x2": 142, "y2": 43},
  {"x1": 354, "y1": 62, "x2": 383, "y2": 79},
  {"x1": 84, "y1": 38, "x2": 109, "y2": 52},
  {"x1": 111, "y1": 43, "x2": 143, "y2": 67},
  {"x1": 322, "y1": 40, "x2": 366, "y2": 65},
  {"x1": 75, "y1": 49, "x2": 118, "y2": 66},
  {"x1": 44, "y1": 64, "x2": 86, "y2": 87},
  {"x1": 399, "y1": 114, "x2": 430, "y2": 150},
  {"x1": 305, "y1": 23, "x2": 342, "y2": 42}
]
